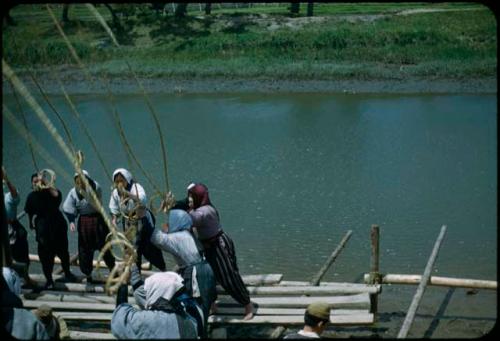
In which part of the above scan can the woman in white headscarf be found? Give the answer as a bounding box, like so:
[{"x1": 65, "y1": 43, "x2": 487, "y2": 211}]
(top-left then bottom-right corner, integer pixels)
[
  {"x1": 151, "y1": 209, "x2": 217, "y2": 332},
  {"x1": 63, "y1": 170, "x2": 115, "y2": 282},
  {"x1": 109, "y1": 168, "x2": 166, "y2": 271},
  {"x1": 111, "y1": 267, "x2": 204, "y2": 339}
]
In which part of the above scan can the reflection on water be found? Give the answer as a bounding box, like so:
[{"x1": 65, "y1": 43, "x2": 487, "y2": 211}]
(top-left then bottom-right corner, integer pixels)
[{"x1": 2, "y1": 93, "x2": 497, "y2": 282}]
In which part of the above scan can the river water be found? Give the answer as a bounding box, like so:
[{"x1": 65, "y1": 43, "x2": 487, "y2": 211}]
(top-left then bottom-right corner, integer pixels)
[{"x1": 2, "y1": 93, "x2": 496, "y2": 285}]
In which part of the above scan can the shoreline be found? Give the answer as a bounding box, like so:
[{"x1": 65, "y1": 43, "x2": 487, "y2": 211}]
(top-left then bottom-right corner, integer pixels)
[{"x1": 3, "y1": 73, "x2": 497, "y2": 95}]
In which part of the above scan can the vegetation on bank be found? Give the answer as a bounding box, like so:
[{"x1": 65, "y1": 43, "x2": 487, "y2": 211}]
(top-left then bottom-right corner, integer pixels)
[{"x1": 3, "y1": 3, "x2": 496, "y2": 80}]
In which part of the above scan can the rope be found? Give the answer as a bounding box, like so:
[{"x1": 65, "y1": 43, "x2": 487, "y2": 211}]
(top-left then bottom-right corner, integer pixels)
[
  {"x1": 54, "y1": 72, "x2": 113, "y2": 182},
  {"x1": 7, "y1": 79, "x2": 39, "y2": 172},
  {"x1": 2, "y1": 60, "x2": 136, "y2": 295},
  {"x1": 28, "y1": 68, "x2": 76, "y2": 154},
  {"x1": 86, "y1": 3, "x2": 172, "y2": 194},
  {"x1": 2, "y1": 105, "x2": 74, "y2": 186},
  {"x1": 45, "y1": 4, "x2": 163, "y2": 196}
]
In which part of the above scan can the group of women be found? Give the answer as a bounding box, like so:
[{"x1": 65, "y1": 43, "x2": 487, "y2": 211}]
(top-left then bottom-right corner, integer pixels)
[{"x1": 8, "y1": 166, "x2": 254, "y2": 338}]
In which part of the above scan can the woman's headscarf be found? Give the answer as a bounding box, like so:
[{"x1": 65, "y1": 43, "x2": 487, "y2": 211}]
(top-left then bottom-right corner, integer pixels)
[
  {"x1": 188, "y1": 183, "x2": 212, "y2": 209},
  {"x1": 112, "y1": 168, "x2": 133, "y2": 186},
  {"x1": 144, "y1": 272, "x2": 184, "y2": 310},
  {"x1": 168, "y1": 209, "x2": 193, "y2": 233}
]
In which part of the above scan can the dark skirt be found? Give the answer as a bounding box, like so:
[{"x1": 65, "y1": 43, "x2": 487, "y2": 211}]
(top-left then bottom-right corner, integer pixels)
[{"x1": 204, "y1": 231, "x2": 250, "y2": 306}]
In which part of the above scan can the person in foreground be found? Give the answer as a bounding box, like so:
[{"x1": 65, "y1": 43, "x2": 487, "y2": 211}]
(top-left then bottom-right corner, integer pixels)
[
  {"x1": 283, "y1": 302, "x2": 331, "y2": 339},
  {"x1": 111, "y1": 265, "x2": 204, "y2": 339},
  {"x1": 150, "y1": 209, "x2": 217, "y2": 336}
]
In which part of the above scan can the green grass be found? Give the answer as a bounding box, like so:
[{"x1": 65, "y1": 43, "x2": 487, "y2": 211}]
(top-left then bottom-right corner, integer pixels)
[{"x1": 3, "y1": 3, "x2": 496, "y2": 80}]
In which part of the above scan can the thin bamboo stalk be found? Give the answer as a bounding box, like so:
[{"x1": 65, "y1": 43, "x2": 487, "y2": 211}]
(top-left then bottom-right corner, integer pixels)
[
  {"x1": 310, "y1": 230, "x2": 353, "y2": 286},
  {"x1": 397, "y1": 225, "x2": 447, "y2": 339}
]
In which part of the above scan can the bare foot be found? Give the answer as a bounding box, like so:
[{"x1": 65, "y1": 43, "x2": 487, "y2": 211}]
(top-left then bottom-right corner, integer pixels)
[{"x1": 243, "y1": 302, "x2": 254, "y2": 320}]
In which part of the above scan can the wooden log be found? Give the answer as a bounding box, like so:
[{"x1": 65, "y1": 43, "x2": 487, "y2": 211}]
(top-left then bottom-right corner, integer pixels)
[
  {"x1": 217, "y1": 293, "x2": 371, "y2": 309},
  {"x1": 363, "y1": 273, "x2": 497, "y2": 290},
  {"x1": 310, "y1": 230, "x2": 353, "y2": 286},
  {"x1": 23, "y1": 293, "x2": 370, "y2": 311},
  {"x1": 397, "y1": 225, "x2": 447, "y2": 339},
  {"x1": 209, "y1": 313, "x2": 374, "y2": 325},
  {"x1": 230, "y1": 284, "x2": 381, "y2": 295},
  {"x1": 368, "y1": 224, "x2": 380, "y2": 315},
  {"x1": 214, "y1": 308, "x2": 370, "y2": 316},
  {"x1": 68, "y1": 331, "x2": 115, "y2": 340},
  {"x1": 29, "y1": 254, "x2": 151, "y2": 270},
  {"x1": 54, "y1": 311, "x2": 375, "y2": 325}
]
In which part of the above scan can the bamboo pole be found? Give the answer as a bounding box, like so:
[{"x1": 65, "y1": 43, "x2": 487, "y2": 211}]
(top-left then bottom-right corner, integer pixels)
[
  {"x1": 270, "y1": 326, "x2": 286, "y2": 338},
  {"x1": 363, "y1": 273, "x2": 496, "y2": 290},
  {"x1": 310, "y1": 230, "x2": 353, "y2": 286},
  {"x1": 397, "y1": 225, "x2": 447, "y2": 339}
]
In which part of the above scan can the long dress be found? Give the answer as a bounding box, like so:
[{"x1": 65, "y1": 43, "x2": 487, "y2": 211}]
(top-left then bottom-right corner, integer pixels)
[
  {"x1": 24, "y1": 188, "x2": 72, "y2": 284},
  {"x1": 189, "y1": 205, "x2": 251, "y2": 306}
]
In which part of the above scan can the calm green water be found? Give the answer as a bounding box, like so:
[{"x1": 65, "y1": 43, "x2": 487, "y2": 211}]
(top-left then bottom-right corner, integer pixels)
[{"x1": 2, "y1": 93, "x2": 497, "y2": 284}]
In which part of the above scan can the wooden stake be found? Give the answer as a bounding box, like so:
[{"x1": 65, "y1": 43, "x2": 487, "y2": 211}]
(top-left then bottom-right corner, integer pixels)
[
  {"x1": 368, "y1": 224, "x2": 380, "y2": 315},
  {"x1": 397, "y1": 225, "x2": 447, "y2": 339},
  {"x1": 310, "y1": 230, "x2": 353, "y2": 286}
]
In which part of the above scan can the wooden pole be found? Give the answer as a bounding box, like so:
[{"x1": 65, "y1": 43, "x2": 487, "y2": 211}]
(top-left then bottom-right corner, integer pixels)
[
  {"x1": 310, "y1": 230, "x2": 353, "y2": 286},
  {"x1": 397, "y1": 225, "x2": 447, "y2": 339},
  {"x1": 368, "y1": 224, "x2": 380, "y2": 315},
  {"x1": 363, "y1": 273, "x2": 496, "y2": 290}
]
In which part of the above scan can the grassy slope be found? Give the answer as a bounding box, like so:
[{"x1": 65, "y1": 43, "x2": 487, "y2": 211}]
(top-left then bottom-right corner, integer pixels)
[{"x1": 3, "y1": 3, "x2": 496, "y2": 80}]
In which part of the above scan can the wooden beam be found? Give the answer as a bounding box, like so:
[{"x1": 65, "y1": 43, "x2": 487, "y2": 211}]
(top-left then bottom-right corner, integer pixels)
[
  {"x1": 397, "y1": 225, "x2": 447, "y2": 339},
  {"x1": 230, "y1": 284, "x2": 380, "y2": 296},
  {"x1": 29, "y1": 254, "x2": 151, "y2": 270},
  {"x1": 69, "y1": 331, "x2": 115, "y2": 340},
  {"x1": 217, "y1": 293, "x2": 371, "y2": 309},
  {"x1": 209, "y1": 313, "x2": 374, "y2": 325},
  {"x1": 363, "y1": 273, "x2": 497, "y2": 290},
  {"x1": 310, "y1": 230, "x2": 353, "y2": 286},
  {"x1": 55, "y1": 312, "x2": 374, "y2": 325}
]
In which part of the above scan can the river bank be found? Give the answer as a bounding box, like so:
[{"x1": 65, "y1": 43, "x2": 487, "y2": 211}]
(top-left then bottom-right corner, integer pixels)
[{"x1": 3, "y1": 72, "x2": 497, "y2": 95}]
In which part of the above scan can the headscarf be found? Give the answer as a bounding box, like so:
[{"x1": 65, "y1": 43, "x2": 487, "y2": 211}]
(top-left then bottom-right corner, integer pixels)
[
  {"x1": 73, "y1": 169, "x2": 89, "y2": 179},
  {"x1": 168, "y1": 209, "x2": 193, "y2": 234},
  {"x1": 188, "y1": 183, "x2": 212, "y2": 209},
  {"x1": 144, "y1": 272, "x2": 184, "y2": 310},
  {"x1": 2, "y1": 267, "x2": 21, "y2": 296},
  {"x1": 112, "y1": 168, "x2": 133, "y2": 187}
]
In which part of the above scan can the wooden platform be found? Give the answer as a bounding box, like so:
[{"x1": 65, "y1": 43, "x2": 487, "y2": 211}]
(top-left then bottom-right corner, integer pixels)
[{"x1": 22, "y1": 273, "x2": 380, "y2": 338}]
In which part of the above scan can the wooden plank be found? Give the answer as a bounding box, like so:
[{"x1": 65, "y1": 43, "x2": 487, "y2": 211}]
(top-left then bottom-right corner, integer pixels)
[
  {"x1": 229, "y1": 285, "x2": 380, "y2": 295},
  {"x1": 397, "y1": 225, "x2": 447, "y2": 339},
  {"x1": 363, "y1": 273, "x2": 497, "y2": 290},
  {"x1": 22, "y1": 293, "x2": 370, "y2": 312},
  {"x1": 29, "y1": 254, "x2": 151, "y2": 270},
  {"x1": 215, "y1": 307, "x2": 369, "y2": 316},
  {"x1": 208, "y1": 313, "x2": 374, "y2": 325},
  {"x1": 22, "y1": 300, "x2": 139, "y2": 312},
  {"x1": 55, "y1": 311, "x2": 374, "y2": 325},
  {"x1": 68, "y1": 331, "x2": 115, "y2": 340},
  {"x1": 310, "y1": 230, "x2": 353, "y2": 286},
  {"x1": 217, "y1": 293, "x2": 371, "y2": 309}
]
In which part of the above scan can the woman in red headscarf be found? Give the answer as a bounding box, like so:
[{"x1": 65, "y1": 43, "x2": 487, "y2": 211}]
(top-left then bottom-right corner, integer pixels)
[{"x1": 187, "y1": 183, "x2": 254, "y2": 320}]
